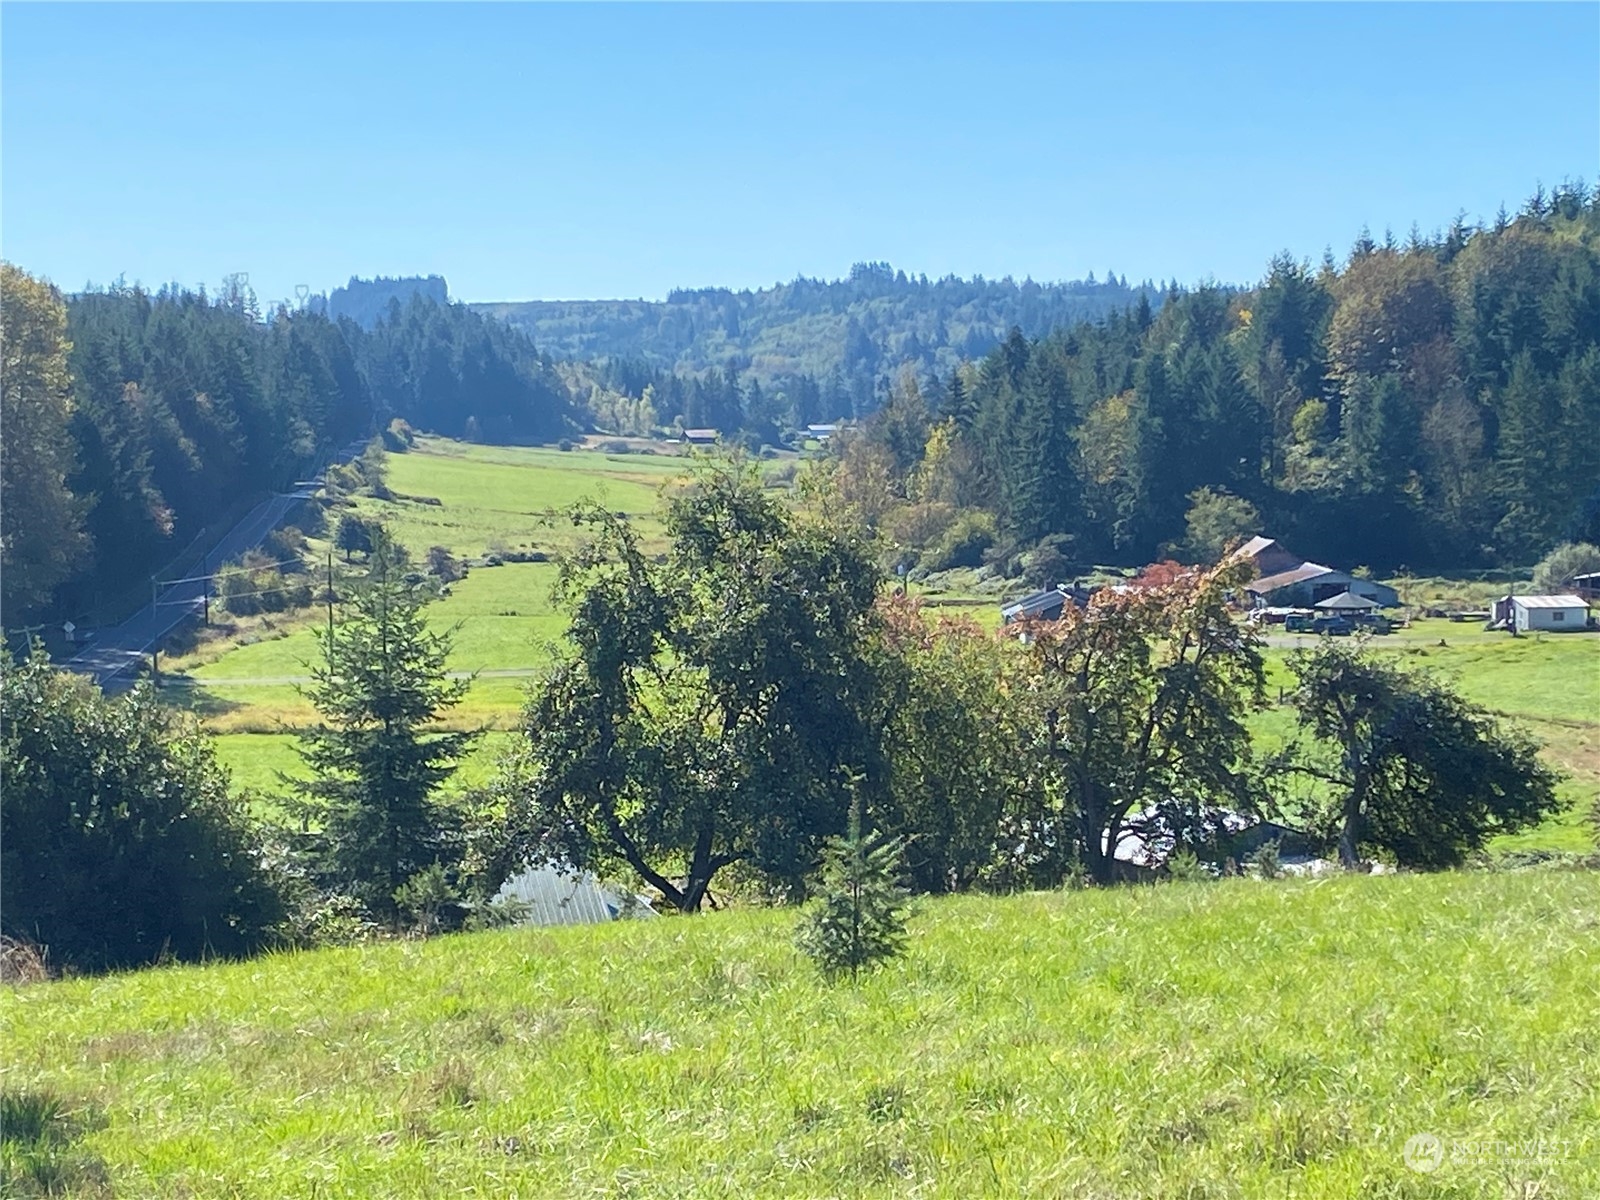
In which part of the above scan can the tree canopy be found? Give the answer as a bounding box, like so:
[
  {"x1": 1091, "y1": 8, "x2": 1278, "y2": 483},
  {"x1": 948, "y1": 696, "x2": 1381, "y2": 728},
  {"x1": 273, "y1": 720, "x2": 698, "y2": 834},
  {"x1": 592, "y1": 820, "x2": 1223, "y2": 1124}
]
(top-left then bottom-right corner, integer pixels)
[
  {"x1": 505, "y1": 460, "x2": 883, "y2": 911},
  {"x1": 1285, "y1": 641, "x2": 1563, "y2": 869}
]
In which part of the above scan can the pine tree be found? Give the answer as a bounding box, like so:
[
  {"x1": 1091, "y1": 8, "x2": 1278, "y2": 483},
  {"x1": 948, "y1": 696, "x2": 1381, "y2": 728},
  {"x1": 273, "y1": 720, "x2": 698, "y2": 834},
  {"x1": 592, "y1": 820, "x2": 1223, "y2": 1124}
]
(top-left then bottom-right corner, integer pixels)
[
  {"x1": 294, "y1": 530, "x2": 477, "y2": 920},
  {"x1": 796, "y1": 783, "x2": 908, "y2": 982}
]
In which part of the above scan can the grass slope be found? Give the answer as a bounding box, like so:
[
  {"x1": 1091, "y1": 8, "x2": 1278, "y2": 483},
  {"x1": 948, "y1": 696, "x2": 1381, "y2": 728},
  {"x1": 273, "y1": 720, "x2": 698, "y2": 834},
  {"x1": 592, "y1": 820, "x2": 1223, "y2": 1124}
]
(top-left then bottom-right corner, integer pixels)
[{"x1": 5, "y1": 873, "x2": 1597, "y2": 1198}]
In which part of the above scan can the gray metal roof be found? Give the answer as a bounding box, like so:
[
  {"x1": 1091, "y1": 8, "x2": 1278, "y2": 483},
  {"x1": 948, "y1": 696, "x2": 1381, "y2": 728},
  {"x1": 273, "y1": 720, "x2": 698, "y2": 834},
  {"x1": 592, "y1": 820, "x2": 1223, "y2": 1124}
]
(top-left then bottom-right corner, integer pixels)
[
  {"x1": 495, "y1": 865, "x2": 655, "y2": 926},
  {"x1": 1248, "y1": 561, "x2": 1335, "y2": 592},
  {"x1": 1001, "y1": 589, "x2": 1067, "y2": 621},
  {"x1": 1315, "y1": 590, "x2": 1380, "y2": 610},
  {"x1": 1512, "y1": 594, "x2": 1590, "y2": 609}
]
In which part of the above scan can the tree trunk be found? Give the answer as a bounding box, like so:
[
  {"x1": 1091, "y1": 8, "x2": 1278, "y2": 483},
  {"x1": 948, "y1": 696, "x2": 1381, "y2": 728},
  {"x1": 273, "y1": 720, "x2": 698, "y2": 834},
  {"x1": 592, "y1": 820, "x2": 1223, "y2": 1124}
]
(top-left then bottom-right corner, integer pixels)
[
  {"x1": 1081, "y1": 781, "x2": 1116, "y2": 886},
  {"x1": 1338, "y1": 774, "x2": 1367, "y2": 870},
  {"x1": 680, "y1": 823, "x2": 716, "y2": 913}
]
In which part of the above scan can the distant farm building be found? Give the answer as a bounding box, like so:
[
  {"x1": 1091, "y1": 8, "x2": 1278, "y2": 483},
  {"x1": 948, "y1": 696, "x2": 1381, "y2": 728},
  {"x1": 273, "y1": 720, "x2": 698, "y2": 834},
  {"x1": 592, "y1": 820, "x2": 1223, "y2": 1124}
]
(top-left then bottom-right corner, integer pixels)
[
  {"x1": 1570, "y1": 572, "x2": 1600, "y2": 602},
  {"x1": 495, "y1": 865, "x2": 656, "y2": 926},
  {"x1": 681, "y1": 428, "x2": 721, "y2": 446},
  {"x1": 1001, "y1": 585, "x2": 1095, "y2": 625},
  {"x1": 1490, "y1": 594, "x2": 1593, "y2": 633},
  {"x1": 806, "y1": 423, "x2": 840, "y2": 442},
  {"x1": 1231, "y1": 536, "x2": 1399, "y2": 608}
]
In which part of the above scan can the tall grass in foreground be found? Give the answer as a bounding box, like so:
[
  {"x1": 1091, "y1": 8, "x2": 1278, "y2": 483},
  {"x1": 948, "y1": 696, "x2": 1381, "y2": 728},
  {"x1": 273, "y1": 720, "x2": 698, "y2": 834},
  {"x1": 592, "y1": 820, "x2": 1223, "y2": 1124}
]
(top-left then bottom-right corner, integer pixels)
[{"x1": 3, "y1": 872, "x2": 1597, "y2": 1198}]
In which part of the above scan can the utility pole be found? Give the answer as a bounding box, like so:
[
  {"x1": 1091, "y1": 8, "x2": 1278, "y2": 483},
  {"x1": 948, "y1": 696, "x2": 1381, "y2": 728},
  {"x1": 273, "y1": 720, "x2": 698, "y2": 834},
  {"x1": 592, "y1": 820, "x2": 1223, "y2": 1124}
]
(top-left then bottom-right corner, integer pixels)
[
  {"x1": 202, "y1": 553, "x2": 210, "y2": 625},
  {"x1": 326, "y1": 551, "x2": 336, "y2": 669}
]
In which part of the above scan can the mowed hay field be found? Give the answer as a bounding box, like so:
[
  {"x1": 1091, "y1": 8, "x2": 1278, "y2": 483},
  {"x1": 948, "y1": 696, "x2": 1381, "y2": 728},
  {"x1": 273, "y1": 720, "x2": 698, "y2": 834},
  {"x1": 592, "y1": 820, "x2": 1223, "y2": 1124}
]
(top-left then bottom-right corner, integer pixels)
[
  {"x1": 4, "y1": 873, "x2": 1598, "y2": 1198},
  {"x1": 161, "y1": 437, "x2": 699, "y2": 748}
]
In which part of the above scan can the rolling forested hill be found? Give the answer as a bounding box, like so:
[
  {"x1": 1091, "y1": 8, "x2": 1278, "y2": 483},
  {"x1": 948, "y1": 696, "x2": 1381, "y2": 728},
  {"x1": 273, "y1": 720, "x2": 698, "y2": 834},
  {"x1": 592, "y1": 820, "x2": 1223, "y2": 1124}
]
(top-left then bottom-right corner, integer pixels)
[{"x1": 474, "y1": 262, "x2": 1158, "y2": 392}]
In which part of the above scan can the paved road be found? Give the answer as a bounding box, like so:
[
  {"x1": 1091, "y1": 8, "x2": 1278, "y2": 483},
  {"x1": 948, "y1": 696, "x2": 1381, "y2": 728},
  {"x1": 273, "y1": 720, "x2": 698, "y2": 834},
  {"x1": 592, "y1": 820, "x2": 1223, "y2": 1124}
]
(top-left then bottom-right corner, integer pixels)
[
  {"x1": 161, "y1": 666, "x2": 545, "y2": 688},
  {"x1": 64, "y1": 441, "x2": 367, "y2": 692}
]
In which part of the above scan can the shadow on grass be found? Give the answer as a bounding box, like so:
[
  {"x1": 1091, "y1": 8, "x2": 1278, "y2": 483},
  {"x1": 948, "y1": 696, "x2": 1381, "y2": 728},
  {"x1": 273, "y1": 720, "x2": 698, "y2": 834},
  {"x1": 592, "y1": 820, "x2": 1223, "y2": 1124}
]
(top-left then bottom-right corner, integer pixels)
[
  {"x1": 151, "y1": 676, "x2": 246, "y2": 719},
  {"x1": 0, "y1": 1088, "x2": 111, "y2": 1198}
]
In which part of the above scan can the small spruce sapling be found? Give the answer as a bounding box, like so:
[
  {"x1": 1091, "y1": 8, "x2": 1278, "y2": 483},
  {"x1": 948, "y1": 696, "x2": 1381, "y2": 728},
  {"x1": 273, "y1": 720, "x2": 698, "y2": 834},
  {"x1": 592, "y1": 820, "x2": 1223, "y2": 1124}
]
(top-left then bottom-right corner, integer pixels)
[
  {"x1": 1165, "y1": 848, "x2": 1211, "y2": 882},
  {"x1": 796, "y1": 781, "x2": 909, "y2": 982},
  {"x1": 1249, "y1": 838, "x2": 1284, "y2": 880}
]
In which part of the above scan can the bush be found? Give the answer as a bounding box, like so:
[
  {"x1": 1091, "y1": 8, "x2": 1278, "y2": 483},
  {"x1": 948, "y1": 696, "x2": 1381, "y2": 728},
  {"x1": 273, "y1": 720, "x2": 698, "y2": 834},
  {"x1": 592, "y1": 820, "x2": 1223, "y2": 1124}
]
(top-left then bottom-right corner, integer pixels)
[
  {"x1": 218, "y1": 550, "x2": 312, "y2": 617},
  {"x1": 884, "y1": 500, "x2": 957, "y2": 550},
  {"x1": 261, "y1": 526, "x2": 309, "y2": 570},
  {"x1": 1020, "y1": 535, "x2": 1075, "y2": 589},
  {"x1": 1, "y1": 648, "x2": 284, "y2": 972},
  {"x1": 1249, "y1": 839, "x2": 1284, "y2": 880},
  {"x1": 393, "y1": 863, "x2": 461, "y2": 937},
  {"x1": 426, "y1": 545, "x2": 465, "y2": 584},
  {"x1": 381, "y1": 418, "x2": 416, "y2": 452},
  {"x1": 557, "y1": 439, "x2": 575, "y2": 452},
  {"x1": 921, "y1": 509, "x2": 997, "y2": 572}
]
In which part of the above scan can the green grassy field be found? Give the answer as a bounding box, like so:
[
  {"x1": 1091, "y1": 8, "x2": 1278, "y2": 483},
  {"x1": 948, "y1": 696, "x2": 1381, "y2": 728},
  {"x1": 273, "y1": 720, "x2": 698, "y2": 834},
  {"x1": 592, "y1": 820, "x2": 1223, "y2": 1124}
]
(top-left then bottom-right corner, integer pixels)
[
  {"x1": 350, "y1": 441, "x2": 682, "y2": 560},
  {"x1": 5, "y1": 872, "x2": 1597, "y2": 1198},
  {"x1": 162, "y1": 437, "x2": 1597, "y2": 853}
]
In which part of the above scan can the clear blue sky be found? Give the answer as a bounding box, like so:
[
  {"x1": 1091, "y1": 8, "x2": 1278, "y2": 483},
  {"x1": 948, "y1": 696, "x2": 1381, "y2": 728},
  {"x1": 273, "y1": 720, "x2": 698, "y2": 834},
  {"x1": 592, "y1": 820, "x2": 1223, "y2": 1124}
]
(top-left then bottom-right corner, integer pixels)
[{"x1": 3, "y1": 3, "x2": 1595, "y2": 305}]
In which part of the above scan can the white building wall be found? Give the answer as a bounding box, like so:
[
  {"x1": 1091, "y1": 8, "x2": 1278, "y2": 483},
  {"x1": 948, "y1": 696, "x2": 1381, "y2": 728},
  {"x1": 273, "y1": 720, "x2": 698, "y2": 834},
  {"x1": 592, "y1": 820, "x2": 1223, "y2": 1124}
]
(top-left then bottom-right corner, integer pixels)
[{"x1": 1513, "y1": 604, "x2": 1588, "y2": 632}]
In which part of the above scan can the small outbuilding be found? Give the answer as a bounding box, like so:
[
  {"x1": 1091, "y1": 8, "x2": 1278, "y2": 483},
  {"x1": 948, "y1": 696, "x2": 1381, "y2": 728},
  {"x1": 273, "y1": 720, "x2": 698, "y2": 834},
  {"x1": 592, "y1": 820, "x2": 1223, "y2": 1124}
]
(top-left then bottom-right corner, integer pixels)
[
  {"x1": 681, "y1": 428, "x2": 721, "y2": 446},
  {"x1": 495, "y1": 865, "x2": 656, "y2": 926},
  {"x1": 1314, "y1": 591, "x2": 1380, "y2": 612},
  {"x1": 1000, "y1": 584, "x2": 1096, "y2": 626},
  {"x1": 1502, "y1": 594, "x2": 1592, "y2": 633}
]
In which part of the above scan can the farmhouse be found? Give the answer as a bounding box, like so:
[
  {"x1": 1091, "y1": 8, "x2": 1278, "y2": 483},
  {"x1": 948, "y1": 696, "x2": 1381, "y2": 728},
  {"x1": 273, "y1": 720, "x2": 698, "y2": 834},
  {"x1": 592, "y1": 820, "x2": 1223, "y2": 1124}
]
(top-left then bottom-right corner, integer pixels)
[
  {"x1": 806, "y1": 423, "x2": 840, "y2": 442},
  {"x1": 681, "y1": 428, "x2": 721, "y2": 446},
  {"x1": 1491, "y1": 594, "x2": 1593, "y2": 633},
  {"x1": 1231, "y1": 536, "x2": 1399, "y2": 608}
]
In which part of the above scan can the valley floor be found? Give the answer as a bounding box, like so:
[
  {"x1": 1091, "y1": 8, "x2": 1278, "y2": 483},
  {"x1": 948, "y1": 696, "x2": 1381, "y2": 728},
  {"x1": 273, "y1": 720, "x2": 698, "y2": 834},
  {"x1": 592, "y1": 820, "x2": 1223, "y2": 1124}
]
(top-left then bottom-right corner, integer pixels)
[{"x1": 152, "y1": 436, "x2": 1599, "y2": 853}]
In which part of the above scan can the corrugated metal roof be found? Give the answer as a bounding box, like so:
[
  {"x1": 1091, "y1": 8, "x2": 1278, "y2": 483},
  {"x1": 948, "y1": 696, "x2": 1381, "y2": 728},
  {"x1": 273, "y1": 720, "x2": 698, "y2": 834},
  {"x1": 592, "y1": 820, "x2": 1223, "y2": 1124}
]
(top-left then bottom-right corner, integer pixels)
[
  {"x1": 496, "y1": 865, "x2": 653, "y2": 926},
  {"x1": 1512, "y1": 594, "x2": 1590, "y2": 609},
  {"x1": 1001, "y1": 589, "x2": 1067, "y2": 620},
  {"x1": 1248, "y1": 562, "x2": 1335, "y2": 593},
  {"x1": 1231, "y1": 536, "x2": 1278, "y2": 560}
]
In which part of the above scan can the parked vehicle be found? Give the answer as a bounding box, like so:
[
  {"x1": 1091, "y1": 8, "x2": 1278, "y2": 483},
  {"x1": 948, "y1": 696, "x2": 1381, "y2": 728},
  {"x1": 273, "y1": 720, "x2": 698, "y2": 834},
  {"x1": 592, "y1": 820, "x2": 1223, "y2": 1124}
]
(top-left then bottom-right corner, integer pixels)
[
  {"x1": 1284, "y1": 613, "x2": 1315, "y2": 633},
  {"x1": 1313, "y1": 616, "x2": 1354, "y2": 636}
]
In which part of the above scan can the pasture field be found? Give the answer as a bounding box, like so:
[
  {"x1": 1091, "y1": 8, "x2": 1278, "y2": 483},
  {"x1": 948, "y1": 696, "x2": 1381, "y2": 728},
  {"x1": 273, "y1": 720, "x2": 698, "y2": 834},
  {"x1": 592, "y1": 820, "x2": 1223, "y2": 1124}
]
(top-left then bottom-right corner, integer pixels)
[
  {"x1": 4, "y1": 872, "x2": 1597, "y2": 1198},
  {"x1": 161, "y1": 438, "x2": 694, "y2": 744},
  {"x1": 349, "y1": 441, "x2": 684, "y2": 560},
  {"x1": 160, "y1": 437, "x2": 1596, "y2": 850}
]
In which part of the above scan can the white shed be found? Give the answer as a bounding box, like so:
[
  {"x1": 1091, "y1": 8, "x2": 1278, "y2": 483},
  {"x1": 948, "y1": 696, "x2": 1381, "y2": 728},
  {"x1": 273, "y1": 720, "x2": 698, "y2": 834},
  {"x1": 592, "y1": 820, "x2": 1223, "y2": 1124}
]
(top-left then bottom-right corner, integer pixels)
[{"x1": 1510, "y1": 594, "x2": 1591, "y2": 633}]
